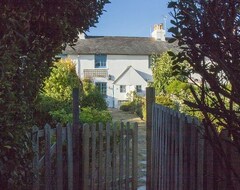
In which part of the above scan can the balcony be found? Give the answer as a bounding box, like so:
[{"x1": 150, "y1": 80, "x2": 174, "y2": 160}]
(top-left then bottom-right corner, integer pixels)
[{"x1": 83, "y1": 69, "x2": 108, "y2": 79}]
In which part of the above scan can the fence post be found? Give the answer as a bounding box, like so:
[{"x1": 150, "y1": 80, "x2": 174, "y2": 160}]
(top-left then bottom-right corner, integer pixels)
[
  {"x1": 146, "y1": 87, "x2": 155, "y2": 190},
  {"x1": 72, "y1": 88, "x2": 80, "y2": 189}
]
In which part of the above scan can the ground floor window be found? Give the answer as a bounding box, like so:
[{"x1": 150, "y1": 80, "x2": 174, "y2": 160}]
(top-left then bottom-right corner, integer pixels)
[
  {"x1": 95, "y1": 82, "x2": 107, "y2": 96},
  {"x1": 136, "y1": 85, "x2": 142, "y2": 92},
  {"x1": 120, "y1": 85, "x2": 126, "y2": 93}
]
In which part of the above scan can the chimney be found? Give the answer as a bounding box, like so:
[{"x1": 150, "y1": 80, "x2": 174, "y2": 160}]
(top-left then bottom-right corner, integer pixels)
[
  {"x1": 78, "y1": 32, "x2": 85, "y2": 39},
  {"x1": 151, "y1": 24, "x2": 165, "y2": 41}
]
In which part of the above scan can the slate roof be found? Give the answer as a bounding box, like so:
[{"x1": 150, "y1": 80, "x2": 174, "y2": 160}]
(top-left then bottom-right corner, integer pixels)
[{"x1": 64, "y1": 36, "x2": 177, "y2": 55}]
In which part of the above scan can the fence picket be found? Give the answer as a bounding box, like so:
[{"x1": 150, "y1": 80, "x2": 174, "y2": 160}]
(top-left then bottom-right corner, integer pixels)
[
  {"x1": 169, "y1": 111, "x2": 174, "y2": 190},
  {"x1": 125, "y1": 122, "x2": 130, "y2": 190},
  {"x1": 178, "y1": 114, "x2": 184, "y2": 190},
  {"x1": 105, "y1": 123, "x2": 111, "y2": 190},
  {"x1": 44, "y1": 124, "x2": 51, "y2": 190},
  {"x1": 190, "y1": 118, "x2": 197, "y2": 190},
  {"x1": 119, "y1": 122, "x2": 124, "y2": 189},
  {"x1": 83, "y1": 124, "x2": 90, "y2": 190},
  {"x1": 197, "y1": 124, "x2": 204, "y2": 190},
  {"x1": 98, "y1": 123, "x2": 104, "y2": 190},
  {"x1": 132, "y1": 122, "x2": 138, "y2": 190},
  {"x1": 56, "y1": 124, "x2": 63, "y2": 190},
  {"x1": 152, "y1": 105, "x2": 158, "y2": 189},
  {"x1": 159, "y1": 107, "x2": 164, "y2": 190},
  {"x1": 174, "y1": 113, "x2": 179, "y2": 190},
  {"x1": 162, "y1": 107, "x2": 167, "y2": 190},
  {"x1": 32, "y1": 126, "x2": 39, "y2": 190},
  {"x1": 67, "y1": 124, "x2": 73, "y2": 190},
  {"x1": 91, "y1": 124, "x2": 96, "y2": 190},
  {"x1": 112, "y1": 122, "x2": 117, "y2": 189}
]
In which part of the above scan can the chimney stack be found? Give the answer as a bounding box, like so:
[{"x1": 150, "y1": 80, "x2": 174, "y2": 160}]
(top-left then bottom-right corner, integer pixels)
[
  {"x1": 78, "y1": 32, "x2": 85, "y2": 39},
  {"x1": 151, "y1": 24, "x2": 165, "y2": 41}
]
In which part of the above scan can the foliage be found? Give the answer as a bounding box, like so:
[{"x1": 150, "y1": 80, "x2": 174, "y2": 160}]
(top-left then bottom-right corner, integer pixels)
[
  {"x1": 42, "y1": 59, "x2": 81, "y2": 102},
  {"x1": 37, "y1": 60, "x2": 108, "y2": 125},
  {"x1": 36, "y1": 59, "x2": 82, "y2": 125},
  {"x1": 81, "y1": 79, "x2": 107, "y2": 110},
  {"x1": 120, "y1": 91, "x2": 144, "y2": 119},
  {"x1": 80, "y1": 107, "x2": 112, "y2": 124},
  {"x1": 151, "y1": 52, "x2": 199, "y2": 115},
  {"x1": 49, "y1": 107, "x2": 112, "y2": 125},
  {"x1": 0, "y1": 1, "x2": 109, "y2": 188},
  {"x1": 152, "y1": 52, "x2": 176, "y2": 94},
  {"x1": 155, "y1": 95, "x2": 179, "y2": 110},
  {"x1": 120, "y1": 102, "x2": 133, "y2": 112},
  {"x1": 168, "y1": 0, "x2": 240, "y2": 187}
]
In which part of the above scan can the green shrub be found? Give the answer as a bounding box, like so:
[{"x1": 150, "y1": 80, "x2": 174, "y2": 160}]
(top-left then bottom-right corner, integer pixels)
[
  {"x1": 36, "y1": 60, "x2": 108, "y2": 125},
  {"x1": 81, "y1": 90, "x2": 107, "y2": 111},
  {"x1": 120, "y1": 92, "x2": 144, "y2": 119},
  {"x1": 49, "y1": 107, "x2": 112, "y2": 125},
  {"x1": 80, "y1": 107, "x2": 112, "y2": 124},
  {"x1": 120, "y1": 102, "x2": 132, "y2": 112},
  {"x1": 155, "y1": 95, "x2": 179, "y2": 110}
]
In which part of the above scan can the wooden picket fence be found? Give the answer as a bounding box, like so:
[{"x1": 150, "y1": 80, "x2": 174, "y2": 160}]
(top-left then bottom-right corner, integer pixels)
[
  {"x1": 148, "y1": 103, "x2": 240, "y2": 190},
  {"x1": 32, "y1": 122, "x2": 138, "y2": 190}
]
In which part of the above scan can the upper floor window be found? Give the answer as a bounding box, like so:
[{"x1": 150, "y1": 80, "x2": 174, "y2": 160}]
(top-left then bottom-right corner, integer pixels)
[
  {"x1": 95, "y1": 54, "x2": 107, "y2": 68},
  {"x1": 120, "y1": 85, "x2": 126, "y2": 93},
  {"x1": 95, "y1": 82, "x2": 107, "y2": 96},
  {"x1": 136, "y1": 85, "x2": 142, "y2": 93}
]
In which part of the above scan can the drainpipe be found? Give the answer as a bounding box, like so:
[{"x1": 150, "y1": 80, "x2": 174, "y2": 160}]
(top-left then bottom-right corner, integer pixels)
[
  {"x1": 112, "y1": 84, "x2": 115, "y2": 108},
  {"x1": 77, "y1": 55, "x2": 81, "y2": 77}
]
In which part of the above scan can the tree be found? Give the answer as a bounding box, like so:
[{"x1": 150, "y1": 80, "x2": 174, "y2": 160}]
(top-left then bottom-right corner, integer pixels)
[
  {"x1": 152, "y1": 52, "x2": 195, "y2": 114},
  {"x1": 168, "y1": 0, "x2": 240, "y2": 188},
  {"x1": 36, "y1": 59, "x2": 82, "y2": 125},
  {"x1": 37, "y1": 61, "x2": 108, "y2": 125},
  {"x1": 0, "y1": 1, "x2": 109, "y2": 188},
  {"x1": 152, "y1": 53, "x2": 174, "y2": 94}
]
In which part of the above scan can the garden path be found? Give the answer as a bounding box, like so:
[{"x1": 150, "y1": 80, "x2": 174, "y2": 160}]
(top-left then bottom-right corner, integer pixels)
[{"x1": 108, "y1": 108, "x2": 146, "y2": 190}]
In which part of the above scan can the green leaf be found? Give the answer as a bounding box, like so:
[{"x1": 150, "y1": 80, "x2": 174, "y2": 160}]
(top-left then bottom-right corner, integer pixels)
[
  {"x1": 168, "y1": 27, "x2": 178, "y2": 35},
  {"x1": 168, "y1": 51, "x2": 176, "y2": 57}
]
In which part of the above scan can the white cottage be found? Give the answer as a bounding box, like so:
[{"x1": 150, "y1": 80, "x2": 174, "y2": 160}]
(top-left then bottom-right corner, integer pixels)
[{"x1": 64, "y1": 24, "x2": 176, "y2": 108}]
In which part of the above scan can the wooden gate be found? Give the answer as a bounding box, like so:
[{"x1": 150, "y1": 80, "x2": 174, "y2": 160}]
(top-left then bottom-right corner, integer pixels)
[
  {"x1": 146, "y1": 87, "x2": 240, "y2": 190},
  {"x1": 32, "y1": 122, "x2": 138, "y2": 190},
  {"x1": 149, "y1": 104, "x2": 204, "y2": 190}
]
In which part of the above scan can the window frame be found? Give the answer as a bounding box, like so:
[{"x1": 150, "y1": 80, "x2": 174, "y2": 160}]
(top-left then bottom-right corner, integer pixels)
[
  {"x1": 95, "y1": 54, "x2": 107, "y2": 68},
  {"x1": 95, "y1": 82, "x2": 107, "y2": 96},
  {"x1": 120, "y1": 85, "x2": 126, "y2": 93},
  {"x1": 136, "y1": 85, "x2": 142, "y2": 93}
]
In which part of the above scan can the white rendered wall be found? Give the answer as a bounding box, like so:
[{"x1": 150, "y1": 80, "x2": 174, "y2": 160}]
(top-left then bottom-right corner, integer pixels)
[{"x1": 68, "y1": 54, "x2": 151, "y2": 108}]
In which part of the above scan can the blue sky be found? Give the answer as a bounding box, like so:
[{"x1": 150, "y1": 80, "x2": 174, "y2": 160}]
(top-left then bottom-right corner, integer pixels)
[{"x1": 87, "y1": 0, "x2": 173, "y2": 37}]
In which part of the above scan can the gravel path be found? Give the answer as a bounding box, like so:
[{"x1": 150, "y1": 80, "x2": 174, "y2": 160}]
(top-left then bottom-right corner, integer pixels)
[{"x1": 108, "y1": 108, "x2": 147, "y2": 189}]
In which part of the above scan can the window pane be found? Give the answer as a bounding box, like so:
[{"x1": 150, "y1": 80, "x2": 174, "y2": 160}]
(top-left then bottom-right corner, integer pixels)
[
  {"x1": 96, "y1": 82, "x2": 107, "y2": 96},
  {"x1": 136, "y1": 85, "x2": 142, "y2": 92},
  {"x1": 120, "y1": 85, "x2": 126, "y2": 93},
  {"x1": 95, "y1": 54, "x2": 107, "y2": 68}
]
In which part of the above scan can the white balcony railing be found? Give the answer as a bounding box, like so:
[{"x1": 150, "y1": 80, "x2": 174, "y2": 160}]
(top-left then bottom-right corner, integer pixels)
[{"x1": 83, "y1": 69, "x2": 108, "y2": 79}]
